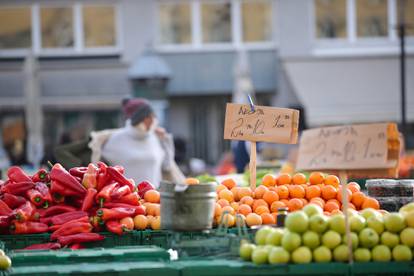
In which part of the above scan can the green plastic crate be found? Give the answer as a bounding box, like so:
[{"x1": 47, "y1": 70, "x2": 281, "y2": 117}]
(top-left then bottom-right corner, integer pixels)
[
  {"x1": 0, "y1": 231, "x2": 141, "y2": 251},
  {"x1": 10, "y1": 245, "x2": 170, "y2": 266},
  {"x1": 141, "y1": 230, "x2": 172, "y2": 249},
  {"x1": 351, "y1": 261, "x2": 414, "y2": 276},
  {"x1": 9, "y1": 261, "x2": 180, "y2": 276}
]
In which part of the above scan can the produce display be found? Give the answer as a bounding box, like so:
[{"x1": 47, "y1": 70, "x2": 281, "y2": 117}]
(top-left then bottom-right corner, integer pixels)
[
  {"x1": 0, "y1": 163, "x2": 161, "y2": 250},
  {"x1": 213, "y1": 172, "x2": 382, "y2": 228},
  {"x1": 240, "y1": 201, "x2": 414, "y2": 264}
]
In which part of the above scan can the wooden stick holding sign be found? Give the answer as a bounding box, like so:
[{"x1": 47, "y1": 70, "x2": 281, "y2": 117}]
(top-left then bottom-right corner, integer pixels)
[
  {"x1": 224, "y1": 102, "x2": 299, "y2": 191},
  {"x1": 247, "y1": 95, "x2": 257, "y2": 190},
  {"x1": 296, "y1": 123, "x2": 400, "y2": 264}
]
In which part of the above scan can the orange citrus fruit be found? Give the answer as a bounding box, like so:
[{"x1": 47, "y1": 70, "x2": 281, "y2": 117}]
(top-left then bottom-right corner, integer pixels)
[
  {"x1": 261, "y1": 213, "x2": 276, "y2": 225},
  {"x1": 361, "y1": 197, "x2": 380, "y2": 210},
  {"x1": 150, "y1": 216, "x2": 161, "y2": 230},
  {"x1": 253, "y1": 199, "x2": 268, "y2": 211},
  {"x1": 277, "y1": 173, "x2": 292, "y2": 185},
  {"x1": 219, "y1": 189, "x2": 234, "y2": 202},
  {"x1": 324, "y1": 201, "x2": 340, "y2": 213},
  {"x1": 351, "y1": 192, "x2": 365, "y2": 209},
  {"x1": 305, "y1": 185, "x2": 321, "y2": 200},
  {"x1": 276, "y1": 185, "x2": 290, "y2": 199},
  {"x1": 255, "y1": 205, "x2": 270, "y2": 215},
  {"x1": 214, "y1": 203, "x2": 222, "y2": 217},
  {"x1": 292, "y1": 173, "x2": 307, "y2": 185},
  {"x1": 336, "y1": 188, "x2": 353, "y2": 203},
  {"x1": 144, "y1": 190, "x2": 160, "y2": 203},
  {"x1": 262, "y1": 190, "x2": 279, "y2": 205},
  {"x1": 185, "y1": 178, "x2": 200, "y2": 185},
  {"x1": 216, "y1": 184, "x2": 227, "y2": 194},
  {"x1": 289, "y1": 185, "x2": 306, "y2": 198},
  {"x1": 348, "y1": 182, "x2": 361, "y2": 193},
  {"x1": 239, "y1": 196, "x2": 254, "y2": 207},
  {"x1": 134, "y1": 215, "x2": 148, "y2": 230},
  {"x1": 324, "y1": 175, "x2": 340, "y2": 187},
  {"x1": 309, "y1": 172, "x2": 325, "y2": 185},
  {"x1": 238, "y1": 204, "x2": 252, "y2": 216},
  {"x1": 217, "y1": 199, "x2": 230, "y2": 208},
  {"x1": 254, "y1": 185, "x2": 269, "y2": 199},
  {"x1": 287, "y1": 198, "x2": 304, "y2": 211},
  {"x1": 270, "y1": 201, "x2": 287, "y2": 213},
  {"x1": 262, "y1": 174, "x2": 276, "y2": 187},
  {"x1": 245, "y1": 213, "x2": 262, "y2": 227},
  {"x1": 221, "y1": 178, "x2": 237, "y2": 190},
  {"x1": 222, "y1": 205, "x2": 236, "y2": 215},
  {"x1": 238, "y1": 187, "x2": 253, "y2": 199},
  {"x1": 321, "y1": 185, "x2": 337, "y2": 200}
]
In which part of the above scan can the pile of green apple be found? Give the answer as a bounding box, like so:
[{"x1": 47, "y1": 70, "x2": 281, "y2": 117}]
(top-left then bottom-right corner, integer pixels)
[{"x1": 240, "y1": 203, "x2": 414, "y2": 265}]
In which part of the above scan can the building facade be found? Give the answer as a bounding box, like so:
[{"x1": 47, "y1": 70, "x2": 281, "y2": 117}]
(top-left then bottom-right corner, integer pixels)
[{"x1": 0, "y1": 0, "x2": 413, "y2": 165}]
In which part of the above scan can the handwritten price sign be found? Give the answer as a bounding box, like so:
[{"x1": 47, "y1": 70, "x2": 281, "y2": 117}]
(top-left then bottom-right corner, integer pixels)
[
  {"x1": 223, "y1": 103, "x2": 299, "y2": 144},
  {"x1": 296, "y1": 123, "x2": 399, "y2": 171}
]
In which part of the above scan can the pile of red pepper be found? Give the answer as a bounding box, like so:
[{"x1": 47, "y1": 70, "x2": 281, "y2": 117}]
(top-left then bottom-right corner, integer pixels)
[{"x1": 0, "y1": 162, "x2": 155, "y2": 250}]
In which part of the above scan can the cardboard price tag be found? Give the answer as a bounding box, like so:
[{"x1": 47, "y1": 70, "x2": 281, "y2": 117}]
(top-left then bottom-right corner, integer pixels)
[
  {"x1": 296, "y1": 123, "x2": 399, "y2": 171},
  {"x1": 223, "y1": 103, "x2": 299, "y2": 144}
]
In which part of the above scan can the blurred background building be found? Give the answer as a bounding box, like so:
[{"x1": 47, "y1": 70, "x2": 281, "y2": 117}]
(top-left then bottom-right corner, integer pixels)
[{"x1": 0, "y1": 0, "x2": 413, "y2": 166}]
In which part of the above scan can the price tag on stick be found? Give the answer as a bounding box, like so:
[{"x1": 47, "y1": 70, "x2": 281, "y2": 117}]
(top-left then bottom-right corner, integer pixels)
[{"x1": 224, "y1": 103, "x2": 299, "y2": 190}]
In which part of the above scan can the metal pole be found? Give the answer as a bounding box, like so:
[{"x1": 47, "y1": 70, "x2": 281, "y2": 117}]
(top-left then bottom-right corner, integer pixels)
[{"x1": 398, "y1": 0, "x2": 407, "y2": 135}]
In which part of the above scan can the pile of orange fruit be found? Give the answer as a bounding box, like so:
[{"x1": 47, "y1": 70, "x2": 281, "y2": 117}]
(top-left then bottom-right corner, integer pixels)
[
  {"x1": 134, "y1": 189, "x2": 161, "y2": 230},
  {"x1": 214, "y1": 172, "x2": 381, "y2": 228}
]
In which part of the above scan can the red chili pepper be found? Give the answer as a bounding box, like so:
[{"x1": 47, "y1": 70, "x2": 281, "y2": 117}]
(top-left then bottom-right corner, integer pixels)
[
  {"x1": 113, "y1": 165, "x2": 125, "y2": 174},
  {"x1": 11, "y1": 221, "x2": 48, "y2": 234},
  {"x1": 0, "y1": 199, "x2": 12, "y2": 216},
  {"x1": 23, "y1": 242, "x2": 61, "y2": 250},
  {"x1": 34, "y1": 182, "x2": 52, "y2": 206},
  {"x1": 2, "y1": 193, "x2": 26, "y2": 209},
  {"x1": 50, "y1": 211, "x2": 88, "y2": 226},
  {"x1": 114, "y1": 192, "x2": 140, "y2": 206},
  {"x1": 0, "y1": 216, "x2": 11, "y2": 228},
  {"x1": 106, "y1": 220, "x2": 129, "y2": 235},
  {"x1": 13, "y1": 201, "x2": 35, "y2": 222},
  {"x1": 106, "y1": 167, "x2": 134, "y2": 191},
  {"x1": 27, "y1": 189, "x2": 45, "y2": 207},
  {"x1": 111, "y1": 185, "x2": 131, "y2": 200},
  {"x1": 81, "y1": 188, "x2": 97, "y2": 212},
  {"x1": 137, "y1": 181, "x2": 155, "y2": 198},
  {"x1": 50, "y1": 164, "x2": 86, "y2": 195},
  {"x1": 7, "y1": 166, "x2": 32, "y2": 183},
  {"x1": 51, "y1": 222, "x2": 92, "y2": 240},
  {"x1": 96, "y1": 183, "x2": 117, "y2": 207},
  {"x1": 31, "y1": 169, "x2": 50, "y2": 183},
  {"x1": 58, "y1": 233, "x2": 105, "y2": 246},
  {"x1": 48, "y1": 216, "x2": 89, "y2": 232},
  {"x1": 103, "y1": 203, "x2": 145, "y2": 216},
  {"x1": 1, "y1": 181, "x2": 35, "y2": 195},
  {"x1": 70, "y1": 243, "x2": 85, "y2": 250},
  {"x1": 90, "y1": 216, "x2": 104, "y2": 232},
  {"x1": 69, "y1": 167, "x2": 88, "y2": 178},
  {"x1": 96, "y1": 162, "x2": 111, "y2": 191},
  {"x1": 50, "y1": 180, "x2": 79, "y2": 197},
  {"x1": 39, "y1": 205, "x2": 77, "y2": 218},
  {"x1": 97, "y1": 207, "x2": 136, "y2": 221}
]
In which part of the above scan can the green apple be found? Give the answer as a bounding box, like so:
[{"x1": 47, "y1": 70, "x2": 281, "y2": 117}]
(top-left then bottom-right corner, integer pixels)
[
  {"x1": 342, "y1": 232, "x2": 359, "y2": 250},
  {"x1": 392, "y1": 245, "x2": 413, "y2": 262},
  {"x1": 361, "y1": 208, "x2": 380, "y2": 220},
  {"x1": 350, "y1": 215, "x2": 366, "y2": 233},
  {"x1": 281, "y1": 231, "x2": 302, "y2": 252},
  {"x1": 380, "y1": 231, "x2": 400, "y2": 248},
  {"x1": 346, "y1": 209, "x2": 359, "y2": 217},
  {"x1": 268, "y1": 246, "x2": 290, "y2": 264},
  {"x1": 329, "y1": 214, "x2": 346, "y2": 235},
  {"x1": 303, "y1": 204, "x2": 323, "y2": 218},
  {"x1": 359, "y1": 228, "x2": 379, "y2": 248},
  {"x1": 399, "y1": 202, "x2": 414, "y2": 215},
  {"x1": 255, "y1": 226, "x2": 274, "y2": 245},
  {"x1": 354, "y1": 248, "x2": 371, "y2": 262},
  {"x1": 322, "y1": 230, "x2": 342, "y2": 249},
  {"x1": 313, "y1": 246, "x2": 332, "y2": 263},
  {"x1": 309, "y1": 214, "x2": 329, "y2": 234},
  {"x1": 0, "y1": 256, "x2": 11, "y2": 270},
  {"x1": 252, "y1": 247, "x2": 269, "y2": 265},
  {"x1": 239, "y1": 243, "x2": 256, "y2": 261},
  {"x1": 291, "y1": 246, "x2": 312, "y2": 264},
  {"x1": 266, "y1": 228, "x2": 284, "y2": 246},
  {"x1": 400, "y1": 228, "x2": 414, "y2": 247},
  {"x1": 384, "y1": 213, "x2": 406, "y2": 233},
  {"x1": 367, "y1": 215, "x2": 385, "y2": 235},
  {"x1": 403, "y1": 211, "x2": 414, "y2": 228},
  {"x1": 333, "y1": 244, "x2": 350, "y2": 262},
  {"x1": 285, "y1": 211, "x2": 309, "y2": 233},
  {"x1": 302, "y1": 231, "x2": 320, "y2": 250},
  {"x1": 372, "y1": 245, "x2": 392, "y2": 262}
]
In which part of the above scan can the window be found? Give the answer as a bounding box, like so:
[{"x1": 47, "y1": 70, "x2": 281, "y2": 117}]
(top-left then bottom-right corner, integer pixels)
[
  {"x1": 242, "y1": 1, "x2": 272, "y2": 42},
  {"x1": 201, "y1": 2, "x2": 232, "y2": 43},
  {"x1": 315, "y1": 0, "x2": 347, "y2": 38},
  {"x1": 83, "y1": 6, "x2": 116, "y2": 47},
  {"x1": 356, "y1": 0, "x2": 388, "y2": 37},
  {"x1": 41, "y1": 7, "x2": 74, "y2": 48},
  {"x1": 397, "y1": 0, "x2": 414, "y2": 36},
  {"x1": 0, "y1": 7, "x2": 31, "y2": 49},
  {"x1": 159, "y1": 3, "x2": 191, "y2": 44}
]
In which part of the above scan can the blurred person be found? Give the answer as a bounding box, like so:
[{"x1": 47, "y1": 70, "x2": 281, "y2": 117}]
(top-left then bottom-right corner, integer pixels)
[
  {"x1": 215, "y1": 152, "x2": 236, "y2": 175},
  {"x1": 99, "y1": 98, "x2": 184, "y2": 186}
]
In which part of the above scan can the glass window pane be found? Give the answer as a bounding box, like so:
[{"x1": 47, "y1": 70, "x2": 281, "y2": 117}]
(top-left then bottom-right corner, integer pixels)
[
  {"x1": 41, "y1": 7, "x2": 74, "y2": 48},
  {"x1": 397, "y1": 0, "x2": 414, "y2": 36},
  {"x1": 356, "y1": 0, "x2": 388, "y2": 37},
  {"x1": 242, "y1": 1, "x2": 272, "y2": 42},
  {"x1": 0, "y1": 7, "x2": 31, "y2": 49},
  {"x1": 315, "y1": 0, "x2": 347, "y2": 39},
  {"x1": 202, "y1": 2, "x2": 232, "y2": 43},
  {"x1": 159, "y1": 3, "x2": 191, "y2": 44},
  {"x1": 83, "y1": 6, "x2": 116, "y2": 47}
]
